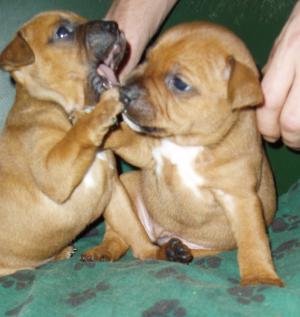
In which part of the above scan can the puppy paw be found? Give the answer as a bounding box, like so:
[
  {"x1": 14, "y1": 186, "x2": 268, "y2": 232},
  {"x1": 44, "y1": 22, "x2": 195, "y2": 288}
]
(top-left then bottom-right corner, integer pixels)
[
  {"x1": 69, "y1": 106, "x2": 95, "y2": 125},
  {"x1": 97, "y1": 88, "x2": 123, "y2": 119},
  {"x1": 75, "y1": 88, "x2": 124, "y2": 146},
  {"x1": 54, "y1": 245, "x2": 77, "y2": 261},
  {"x1": 81, "y1": 245, "x2": 122, "y2": 262},
  {"x1": 163, "y1": 238, "x2": 193, "y2": 264},
  {"x1": 240, "y1": 275, "x2": 284, "y2": 287}
]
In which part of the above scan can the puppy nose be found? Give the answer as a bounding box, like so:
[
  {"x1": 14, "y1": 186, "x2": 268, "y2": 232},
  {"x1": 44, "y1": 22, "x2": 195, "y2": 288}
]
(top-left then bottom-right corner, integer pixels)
[
  {"x1": 119, "y1": 85, "x2": 140, "y2": 108},
  {"x1": 102, "y1": 21, "x2": 119, "y2": 34},
  {"x1": 119, "y1": 88, "x2": 131, "y2": 107}
]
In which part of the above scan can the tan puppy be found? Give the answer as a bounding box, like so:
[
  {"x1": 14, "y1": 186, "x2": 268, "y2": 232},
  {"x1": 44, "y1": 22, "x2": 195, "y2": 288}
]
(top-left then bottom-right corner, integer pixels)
[
  {"x1": 0, "y1": 11, "x2": 160, "y2": 276},
  {"x1": 100, "y1": 22, "x2": 283, "y2": 286}
]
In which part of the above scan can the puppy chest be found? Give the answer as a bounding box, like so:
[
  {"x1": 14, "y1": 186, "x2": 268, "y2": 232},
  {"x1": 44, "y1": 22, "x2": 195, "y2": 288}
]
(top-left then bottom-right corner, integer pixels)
[{"x1": 152, "y1": 140, "x2": 206, "y2": 196}]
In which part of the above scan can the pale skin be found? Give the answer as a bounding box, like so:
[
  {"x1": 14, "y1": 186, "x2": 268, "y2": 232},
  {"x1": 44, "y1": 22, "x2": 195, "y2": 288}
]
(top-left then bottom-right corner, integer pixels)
[
  {"x1": 104, "y1": 0, "x2": 177, "y2": 81},
  {"x1": 106, "y1": 0, "x2": 300, "y2": 150},
  {"x1": 258, "y1": 0, "x2": 300, "y2": 149}
]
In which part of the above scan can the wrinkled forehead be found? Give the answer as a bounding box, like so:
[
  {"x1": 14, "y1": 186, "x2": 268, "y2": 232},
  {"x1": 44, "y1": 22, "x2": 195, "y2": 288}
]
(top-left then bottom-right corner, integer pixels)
[
  {"x1": 147, "y1": 31, "x2": 227, "y2": 78},
  {"x1": 21, "y1": 11, "x2": 86, "y2": 40}
]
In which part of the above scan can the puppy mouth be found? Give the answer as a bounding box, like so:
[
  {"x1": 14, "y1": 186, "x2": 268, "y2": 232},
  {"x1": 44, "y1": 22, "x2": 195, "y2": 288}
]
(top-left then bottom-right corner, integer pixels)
[
  {"x1": 94, "y1": 32, "x2": 126, "y2": 91},
  {"x1": 122, "y1": 111, "x2": 163, "y2": 135}
]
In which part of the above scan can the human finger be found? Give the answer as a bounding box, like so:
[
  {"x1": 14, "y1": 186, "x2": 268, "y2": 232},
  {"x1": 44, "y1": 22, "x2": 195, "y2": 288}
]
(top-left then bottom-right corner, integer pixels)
[
  {"x1": 279, "y1": 70, "x2": 300, "y2": 149},
  {"x1": 258, "y1": 40, "x2": 295, "y2": 142}
]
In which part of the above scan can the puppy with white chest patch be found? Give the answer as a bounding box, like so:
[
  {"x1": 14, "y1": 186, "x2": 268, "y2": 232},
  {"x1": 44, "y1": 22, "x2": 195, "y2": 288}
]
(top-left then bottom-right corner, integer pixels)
[
  {"x1": 0, "y1": 11, "x2": 163, "y2": 276},
  {"x1": 101, "y1": 22, "x2": 283, "y2": 286}
]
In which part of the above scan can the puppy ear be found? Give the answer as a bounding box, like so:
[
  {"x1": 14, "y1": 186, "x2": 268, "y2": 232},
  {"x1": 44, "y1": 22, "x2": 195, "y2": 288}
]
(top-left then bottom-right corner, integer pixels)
[
  {"x1": 225, "y1": 56, "x2": 263, "y2": 109},
  {"x1": 0, "y1": 32, "x2": 34, "y2": 71}
]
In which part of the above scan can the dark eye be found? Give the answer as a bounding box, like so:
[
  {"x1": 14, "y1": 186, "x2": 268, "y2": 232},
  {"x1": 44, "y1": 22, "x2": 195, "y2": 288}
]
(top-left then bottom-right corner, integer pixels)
[
  {"x1": 55, "y1": 25, "x2": 73, "y2": 40},
  {"x1": 170, "y1": 76, "x2": 192, "y2": 92}
]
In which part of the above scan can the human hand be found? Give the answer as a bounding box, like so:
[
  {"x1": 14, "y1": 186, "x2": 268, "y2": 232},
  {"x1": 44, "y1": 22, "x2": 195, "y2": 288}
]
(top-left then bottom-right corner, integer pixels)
[
  {"x1": 257, "y1": 1, "x2": 300, "y2": 149},
  {"x1": 104, "y1": 0, "x2": 177, "y2": 82}
]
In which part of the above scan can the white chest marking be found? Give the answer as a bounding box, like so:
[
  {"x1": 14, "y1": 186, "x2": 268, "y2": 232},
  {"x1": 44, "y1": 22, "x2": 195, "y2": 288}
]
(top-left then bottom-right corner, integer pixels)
[{"x1": 152, "y1": 139, "x2": 204, "y2": 195}]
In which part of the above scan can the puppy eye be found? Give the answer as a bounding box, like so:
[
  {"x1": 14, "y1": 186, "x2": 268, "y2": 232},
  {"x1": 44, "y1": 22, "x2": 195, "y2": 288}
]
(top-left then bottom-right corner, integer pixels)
[
  {"x1": 169, "y1": 76, "x2": 192, "y2": 93},
  {"x1": 55, "y1": 25, "x2": 73, "y2": 40}
]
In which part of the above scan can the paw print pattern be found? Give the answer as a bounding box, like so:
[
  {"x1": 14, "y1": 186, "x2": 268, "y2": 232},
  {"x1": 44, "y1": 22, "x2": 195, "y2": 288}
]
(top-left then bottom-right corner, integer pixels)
[
  {"x1": 154, "y1": 267, "x2": 179, "y2": 279},
  {"x1": 143, "y1": 300, "x2": 187, "y2": 317},
  {"x1": 0, "y1": 271, "x2": 35, "y2": 290},
  {"x1": 227, "y1": 278, "x2": 268, "y2": 305},
  {"x1": 74, "y1": 261, "x2": 96, "y2": 271},
  {"x1": 272, "y1": 239, "x2": 300, "y2": 260},
  {"x1": 271, "y1": 214, "x2": 300, "y2": 233},
  {"x1": 195, "y1": 256, "x2": 222, "y2": 269},
  {"x1": 66, "y1": 282, "x2": 110, "y2": 307}
]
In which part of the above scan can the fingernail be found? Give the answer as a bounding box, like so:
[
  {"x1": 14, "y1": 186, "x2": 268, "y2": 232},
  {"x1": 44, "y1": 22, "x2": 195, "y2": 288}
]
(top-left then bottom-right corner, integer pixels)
[{"x1": 262, "y1": 136, "x2": 279, "y2": 143}]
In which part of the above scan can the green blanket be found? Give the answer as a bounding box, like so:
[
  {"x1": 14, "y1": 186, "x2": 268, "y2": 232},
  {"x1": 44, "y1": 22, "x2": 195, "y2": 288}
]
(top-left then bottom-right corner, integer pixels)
[
  {"x1": 1, "y1": 1, "x2": 300, "y2": 316},
  {"x1": 1, "y1": 181, "x2": 300, "y2": 317}
]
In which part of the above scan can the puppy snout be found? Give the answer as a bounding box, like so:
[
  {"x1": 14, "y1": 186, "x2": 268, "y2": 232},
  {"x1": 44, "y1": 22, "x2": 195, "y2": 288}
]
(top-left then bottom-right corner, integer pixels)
[
  {"x1": 85, "y1": 20, "x2": 119, "y2": 35},
  {"x1": 101, "y1": 21, "x2": 118, "y2": 34},
  {"x1": 119, "y1": 85, "x2": 141, "y2": 108},
  {"x1": 81, "y1": 20, "x2": 121, "y2": 58}
]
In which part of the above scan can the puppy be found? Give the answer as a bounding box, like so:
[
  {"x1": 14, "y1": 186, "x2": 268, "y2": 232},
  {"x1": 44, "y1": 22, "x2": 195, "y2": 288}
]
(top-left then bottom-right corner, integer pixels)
[
  {"x1": 101, "y1": 22, "x2": 283, "y2": 286},
  {"x1": 0, "y1": 11, "x2": 160, "y2": 276}
]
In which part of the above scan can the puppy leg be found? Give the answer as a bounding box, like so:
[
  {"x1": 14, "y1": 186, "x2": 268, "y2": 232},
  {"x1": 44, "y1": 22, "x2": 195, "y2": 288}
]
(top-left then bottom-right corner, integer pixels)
[
  {"x1": 106, "y1": 176, "x2": 160, "y2": 260},
  {"x1": 104, "y1": 122, "x2": 154, "y2": 169},
  {"x1": 215, "y1": 191, "x2": 283, "y2": 287},
  {"x1": 29, "y1": 88, "x2": 122, "y2": 203},
  {"x1": 0, "y1": 267, "x2": 18, "y2": 277},
  {"x1": 82, "y1": 174, "x2": 159, "y2": 261},
  {"x1": 81, "y1": 224, "x2": 129, "y2": 261}
]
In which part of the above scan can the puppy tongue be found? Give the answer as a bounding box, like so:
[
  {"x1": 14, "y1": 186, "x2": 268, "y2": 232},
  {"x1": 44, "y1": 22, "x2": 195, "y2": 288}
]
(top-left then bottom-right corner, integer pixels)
[{"x1": 97, "y1": 64, "x2": 118, "y2": 86}]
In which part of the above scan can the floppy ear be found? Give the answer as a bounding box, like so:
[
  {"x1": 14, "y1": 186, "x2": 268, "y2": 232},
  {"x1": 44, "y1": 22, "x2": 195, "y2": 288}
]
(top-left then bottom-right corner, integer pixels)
[
  {"x1": 0, "y1": 32, "x2": 34, "y2": 72},
  {"x1": 224, "y1": 56, "x2": 263, "y2": 109}
]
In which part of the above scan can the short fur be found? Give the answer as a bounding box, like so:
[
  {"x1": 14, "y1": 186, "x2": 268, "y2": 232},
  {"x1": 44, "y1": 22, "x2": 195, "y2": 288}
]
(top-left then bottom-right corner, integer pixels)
[
  {"x1": 101, "y1": 22, "x2": 283, "y2": 286},
  {"x1": 0, "y1": 11, "x2": 159, "y2": 276}
]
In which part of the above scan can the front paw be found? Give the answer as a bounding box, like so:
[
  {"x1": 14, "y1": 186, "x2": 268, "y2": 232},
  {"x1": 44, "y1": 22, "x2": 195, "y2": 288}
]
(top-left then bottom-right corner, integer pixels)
[
  {"x1": 69, "y1": 106, "x2": 95, "y2": 125},
  {"x1": 240, "y1": 275, "x2": 284, "y2": 287},
  {"x1": 75, "y1": 88, "x2": 124, "y2": 147},
  {"x1": 96, "y1": 88, "x2": 124, "y2": 122},
  {"x1": 81, "y1": 245, "x2": 120, "y2": 262},
  {"x1": 53, "y1": 245, "x2": 77, "y2": 261}
]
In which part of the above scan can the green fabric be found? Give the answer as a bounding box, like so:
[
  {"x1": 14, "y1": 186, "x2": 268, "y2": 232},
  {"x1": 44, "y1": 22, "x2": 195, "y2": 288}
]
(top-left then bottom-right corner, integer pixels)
[{"x1": 1, "y1": 181, "x2": 300, "y2": 316}]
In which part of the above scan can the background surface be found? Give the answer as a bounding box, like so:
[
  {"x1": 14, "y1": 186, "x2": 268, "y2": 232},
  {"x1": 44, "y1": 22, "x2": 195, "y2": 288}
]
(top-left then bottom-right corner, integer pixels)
[{"x1": 0, "y1": 0, "x2": 298, "y2": 194}]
